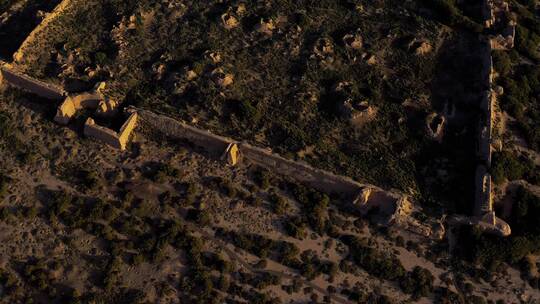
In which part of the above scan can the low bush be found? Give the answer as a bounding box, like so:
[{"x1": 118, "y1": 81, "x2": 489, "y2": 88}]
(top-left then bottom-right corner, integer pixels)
[{"x1": 491, "y1": 151, "x2": 538, "y2": 185}]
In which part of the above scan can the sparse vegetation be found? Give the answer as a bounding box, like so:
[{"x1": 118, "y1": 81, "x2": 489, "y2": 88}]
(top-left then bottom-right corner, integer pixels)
[{"x1": 0, "y1": 0, "x2": 538, "y2": 302}]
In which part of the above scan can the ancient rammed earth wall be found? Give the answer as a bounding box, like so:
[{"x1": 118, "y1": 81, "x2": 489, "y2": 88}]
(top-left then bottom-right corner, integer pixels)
[
  {"x1": 239, "y1": 142, "x2": 365, "y2": 196},
  {"x1": 0, "y1": 62, "x2": 65, "y2": 99},
  {"x1": 136, "y1": 109, "x2": 437, "y2": 234},
  {"x1": 83, "y1": 112, "x2": 138, "y2": 151},
  {"x1": 468, "y1": 0, "x2": 514, "y2": 236},
  {"x1": 137, "y1": 109, "x2": 381, "y2": 199},
  {"x1": 0, "y1": 65, "x2": 421, "y2": 233},
  {"x1": 137, "y1": 109, "x2": 232, "y2": 156}
]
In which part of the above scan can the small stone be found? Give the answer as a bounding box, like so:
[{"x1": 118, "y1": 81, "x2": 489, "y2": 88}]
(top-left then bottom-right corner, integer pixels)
[
  {"x1": 366, "y1": 55, "x2": 377, "y2": 65},
  {"x1": 414, "y1": 41, "x2": 432, "y2": 55},
  {"x1": 222, "y1": 13, "x2": 239, "y2": 30}
]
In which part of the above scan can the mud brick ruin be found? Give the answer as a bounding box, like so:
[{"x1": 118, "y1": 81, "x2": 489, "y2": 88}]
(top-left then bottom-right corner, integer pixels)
[{"x1": 0, "y1": 0, "x2": 516, "y2": 241}]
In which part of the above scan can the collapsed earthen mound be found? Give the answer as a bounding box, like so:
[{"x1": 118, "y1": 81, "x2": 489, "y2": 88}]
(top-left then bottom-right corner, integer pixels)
[
  {"x1": 256, "y1": 18, "x2": 275, "y2": 35},
  {"x1": 408, "y1": 39, "x2": 433, "y2": 56},
  {"x1": 343, "y1": 30, "x2": 363, "y2": 50},
  {"x1": 211, "y1": 68, "x2": 234, "y2": 87},
  {"x1": 312, "y1": 38, "x2": 335, "y2": 64},
  {"x1": 425, "y1": 112, "x2": 446, "y2": 142},
  {"x1": 222, "y1": 13, "x2": 239, "y2": 30}
]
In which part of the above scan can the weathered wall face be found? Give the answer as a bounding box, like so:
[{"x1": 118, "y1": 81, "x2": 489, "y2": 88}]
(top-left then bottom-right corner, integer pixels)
[
  {"x1": 239, "y1": 142, "x2": 365, "y2": 197},
  {"x1": 468, "y1": 0, "x2": 513, "y2": 236},
  {"x1": 482, "y1": 0, "x2": 495, "y2": 28},
  {"x1": 54, "y1": 98, "x2": 76, "y2": 124},
  {"x1": 137, "y1": 109, "x2": 367, "y2": 197},
  {"x1": 118, "y1": 112, "x2": 138, "y2": 150},
  {"x1": 0, "y1": 64, "x2": 65, "y2": 99},
  {"x1": 138, "y1": 110, "x2": 231, "y2": 156},
  {"x1": 136, "y1": 109, "x2": 405, "y2": 202},
  {"x1": 83, "y1": 112, "x2": 138, "y2": 151},
  {"x1": 477, "y1": 89, "x2": 494, "y2": 166},
  {"x1": 83, "y1": 118, "x2": 122, "y2": 150}
]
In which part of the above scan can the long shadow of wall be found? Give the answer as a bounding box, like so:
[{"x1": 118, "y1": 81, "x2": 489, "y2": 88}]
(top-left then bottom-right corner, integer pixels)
[
  {"x1": 0, "y1": 0, "x2": 62, "y2": 60},
  {"x1": 421, "y1": 33, "x2": 486, "y2": 215}
]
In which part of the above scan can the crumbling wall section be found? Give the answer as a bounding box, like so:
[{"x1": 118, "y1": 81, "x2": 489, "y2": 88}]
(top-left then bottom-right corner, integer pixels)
[
  {"x1": 83, "y1": 112, "x2": 138, "y2": 150},
  {"x1": 84, "y1": 118, "x2": 122, "y2": 150},
  {"x1": 0, "y1": 62, "x2": 65, "y2": 99},
  {"x1": 475, "y1": 165, "x2": 493, "y2": 216},
  {"x1": 239, "y1": 142, "x2": 366, "y2": 196},
  {"x1": 477, "y1": 89, "x2": 494, "y2": 166},
  {"x1": 464, "y1": 0, "x2": 514, "y2": 237},
  {"x1": 137, "y1": 109, "x2": 232, "y2": 156},
  {"x1": 136, "y1": 109, "x2": 424, "y2": 236},
  {"x1": 137, "y1": 109, "x2": 375, "y2": 198},
  {"x1": 118, "y1": 112, "x2": 138, "y2": 150}
]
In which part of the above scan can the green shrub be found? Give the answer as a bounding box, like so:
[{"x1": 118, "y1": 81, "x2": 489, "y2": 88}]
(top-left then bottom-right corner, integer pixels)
[
  {"x1": 400, "y1": 266, "x2": 434, "y2": 299},
  {"x1": 254, "y1": 169, "x2": 272, "y2": 190},
  {"x1": 493, "y1": 51, "x2": 512, "y2": 77},
  {"x1": 491, "y1": 151, "x2": 537, "y2": 184},
  {"x1": 341, "y1": 235, "x2": 406, "y2": 282},
  {"x1": 185, "y1": 182, "x2": 199, "y2": 205},
  {"x1": 238, "y1": 100, "x2": 262, "y2": 123},
  {"x1": 0, "y1": 173, "x2": 9, "y2": 199},
  {"x1": 271, "y1": 193, "x2": 289, "y2": 215}
]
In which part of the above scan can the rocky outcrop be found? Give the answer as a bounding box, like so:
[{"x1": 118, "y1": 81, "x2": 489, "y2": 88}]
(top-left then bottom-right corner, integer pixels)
[
  {"x1": 343, "y1": 31, "x2": 363, "y2": 50},
  {"x1": 256, "y1": 18, "x2": 275, "y2": 35},
  {"x1": 211, "y1": 68, "x2": 234, "y2": 87}
]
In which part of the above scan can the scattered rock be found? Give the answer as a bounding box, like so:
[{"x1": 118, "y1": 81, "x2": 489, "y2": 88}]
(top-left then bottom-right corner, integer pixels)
[
  {"x1": 236, "y1": 4, "x2": 247, "y2": 16},
  {"x1": 211, "y1": 68, "x2": 234, "y2": 87},
  {"x1": 207, "y1": 51, "x2": 222, "y2": 64},
  {"x1": 408, "y1": 39, "x2": 432, "y2": 56},
  {"x1": 128, "y1": 15, "x2": 137, "y2": 30},
  {"x1": 313, "y1": 38, "x2": 334, "y2": 58},
  {"x1": 23, "y1": 113, "x2": 32, "y2": 125},
  {"x1": 343, "y1": 30, "x2": 363, "y2": 50},
  {"x1": 186, "y1": 70, "x2": 198, "y2": 81},
  {"x1": 353, "y1": 187, "x2": 372, "y2": 205},
  {"x1": 256, "y1": 18, "x2": 275, "y2": 35},
  {"x1": 340, "y1": 99, "x2": 377, "y2": 128},
  {"x1": 494, "y1": 85, "x2": 504, "y2": 96},
  {"x1": 222, "y1": 13, "x2": 239, "y2": 30}
]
